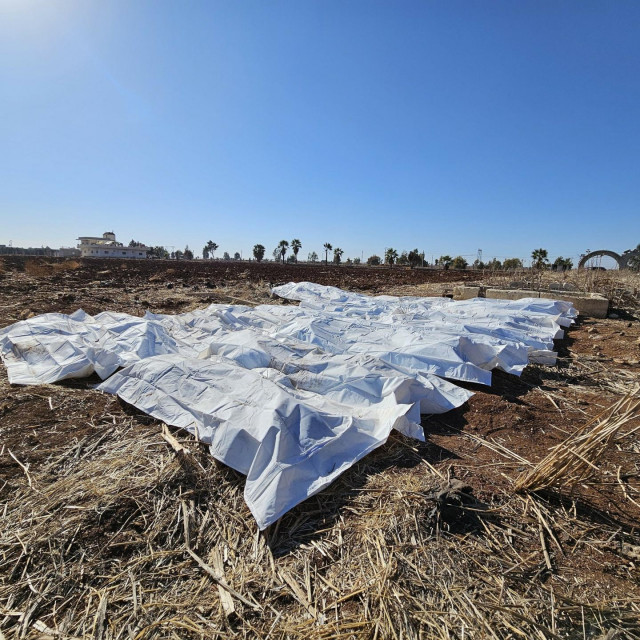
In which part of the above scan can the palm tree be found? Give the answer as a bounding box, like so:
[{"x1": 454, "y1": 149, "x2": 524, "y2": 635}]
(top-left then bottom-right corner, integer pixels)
[
  {"x1": 277, "y1": 240, "x2": 289, "y2": 264},
  {"x1": 291, "y1": 239, "x2": 302, "y2": 262},
  {"x1": 333, "y1": 247, "x2": 344, "y2": 265},
  {"x1": 253, "y1": 244, "x2": 265, "y2": 262},
  {"x1": 323, "y1": 243, "x2": 332, "y2": 265},
  {"x1": 385, "y1": 248, "x2": 398, "y2": 267},
  {"x1": 531, "y1": 248, "x2": 549, "y2": 269}
]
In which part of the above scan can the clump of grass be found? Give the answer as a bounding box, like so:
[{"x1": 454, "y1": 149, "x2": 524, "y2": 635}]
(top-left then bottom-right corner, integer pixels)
[
  {"x1": 516, "y1": 389, "x2": 640, "y2": 493},
  {"x1": 24, "y1": 259, "x2": 49, "y2": 276},
  {"x1": 24, "y1": 259, "x2": 81, "y2": 276},
  {"x1": 479, "y1": 266, "x2": 640, "y2": 310}
]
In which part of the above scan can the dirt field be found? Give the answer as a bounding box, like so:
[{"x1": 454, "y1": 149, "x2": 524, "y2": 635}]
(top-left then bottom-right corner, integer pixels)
[{"x1": 1, "y1": 256, "x2": 639, "y2": 639}]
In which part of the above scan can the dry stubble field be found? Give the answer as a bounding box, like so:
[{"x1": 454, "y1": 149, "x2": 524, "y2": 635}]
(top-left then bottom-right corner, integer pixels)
[{"x1": 1, "y1": 256, "x2": 639, "y2": 639}]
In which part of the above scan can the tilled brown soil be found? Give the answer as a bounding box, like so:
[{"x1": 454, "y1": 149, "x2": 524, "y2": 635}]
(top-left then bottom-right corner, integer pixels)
[
  {"x1": 1, "y1": 256, "x2": 639, "y2": 638},
  {"x1": 0, "y1": 255, "x2": 478, "y2": 321}
]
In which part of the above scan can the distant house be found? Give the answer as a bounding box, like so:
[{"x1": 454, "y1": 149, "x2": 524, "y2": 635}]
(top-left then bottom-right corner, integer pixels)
[
  {"x1": 56, "y1": 247, "x2": 82, "y2": 258},
  {"x1": 77, "y1": 232, "x2": 149, "y2": 259}
]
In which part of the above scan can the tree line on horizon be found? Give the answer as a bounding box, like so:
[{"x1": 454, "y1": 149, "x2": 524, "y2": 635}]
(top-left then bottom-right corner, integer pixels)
[
  {"x1": 144, "y1": 242, "x2": 634, "y2": 272},
  {"x1": 6, "y1": 238, "x2": 639, "y2": 271}
]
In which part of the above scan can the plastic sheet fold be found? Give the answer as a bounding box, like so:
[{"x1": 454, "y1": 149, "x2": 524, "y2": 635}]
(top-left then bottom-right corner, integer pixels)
[{"x1": 0, "y1": 282, "x2": 576, "y2": 528}]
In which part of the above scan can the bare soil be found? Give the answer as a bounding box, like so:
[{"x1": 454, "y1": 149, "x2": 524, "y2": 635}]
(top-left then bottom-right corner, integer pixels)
[{"x1": 1, "y1": 256, "x2": 639, "y2": 639}]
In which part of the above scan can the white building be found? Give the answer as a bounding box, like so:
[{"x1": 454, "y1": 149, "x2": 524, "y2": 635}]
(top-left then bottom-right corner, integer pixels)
[
  {"x1": 56, "y1": 247, "x2": 82, "y2": 258},
  {"x1": 77, "y1": 232, "x2": 149, "y2": 259}
]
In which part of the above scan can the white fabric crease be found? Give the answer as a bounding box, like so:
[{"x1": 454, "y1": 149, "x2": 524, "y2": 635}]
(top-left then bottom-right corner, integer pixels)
[{"x1": 0, "y1": 282, "x2": 576, "y2": 528}]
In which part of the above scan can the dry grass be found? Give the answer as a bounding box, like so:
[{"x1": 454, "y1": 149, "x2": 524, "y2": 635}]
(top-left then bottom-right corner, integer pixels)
[
  {"x1": 478, "y1": 267, "x2": 640, "y2": 310},
  {"x1": 564, "y1": 269, "x2": 640, "y2": 311},
  {"x1": 24, "y1": 259, "x2": 82, "y2": 277},
  {"x1": 516, "y1": 390, "x2": 640, "y2": 493},
  {"x1": 2, "y1": 399, "x2": 640, "y2": 639}
]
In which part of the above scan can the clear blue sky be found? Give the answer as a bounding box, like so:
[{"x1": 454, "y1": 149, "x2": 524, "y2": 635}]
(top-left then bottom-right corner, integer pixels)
[{"x1": 1, "y1": 1, "x2": 639, "y2": 265}]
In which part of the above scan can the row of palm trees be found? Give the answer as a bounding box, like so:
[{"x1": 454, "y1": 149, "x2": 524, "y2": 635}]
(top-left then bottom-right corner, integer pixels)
[
  {"x1": 200, "y1": 239, "x2": 337, "y2": 264},
  {"x1": 274, "y1": 239, "x2": 303, "y2": 263},
  {"x1": 267, "y1": 240, "x2": 345, "y2": 265},
  {"x1": 201, "y1": 239, "x2": 443, "y2": 268},
  {"x1": 200, "y1": 241, "x2": 558, "y2": 270}
]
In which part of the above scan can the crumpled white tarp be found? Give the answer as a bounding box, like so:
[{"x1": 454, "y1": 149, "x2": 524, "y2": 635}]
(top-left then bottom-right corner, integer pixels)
[{"x1": 0, "y1": 282, "x2": 576, "y2": 528}]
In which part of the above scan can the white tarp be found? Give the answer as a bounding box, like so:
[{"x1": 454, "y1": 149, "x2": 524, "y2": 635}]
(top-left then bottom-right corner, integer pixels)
[{"x1": 0, "y1": 283, "x2": 576, "y2": 528}]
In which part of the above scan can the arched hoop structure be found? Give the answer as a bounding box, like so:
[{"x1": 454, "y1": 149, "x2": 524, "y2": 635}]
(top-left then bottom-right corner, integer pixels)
[{"x1": 578, "y1": 250, "x2": 626, "y2": 270}]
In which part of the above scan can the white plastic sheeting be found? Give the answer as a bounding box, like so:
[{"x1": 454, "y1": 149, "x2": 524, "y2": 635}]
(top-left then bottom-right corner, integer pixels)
[
  {"x1": 0, "y1": 283, "x2": 576, "y2": 529},
  {"x1": 271, "y1": 282, "x2": 576, "y2": 375}
]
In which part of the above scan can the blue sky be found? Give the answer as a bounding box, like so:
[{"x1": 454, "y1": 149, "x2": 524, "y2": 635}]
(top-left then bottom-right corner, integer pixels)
[{"x1": 1, "y1": 1, "x2": 639, "y2": 265}]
